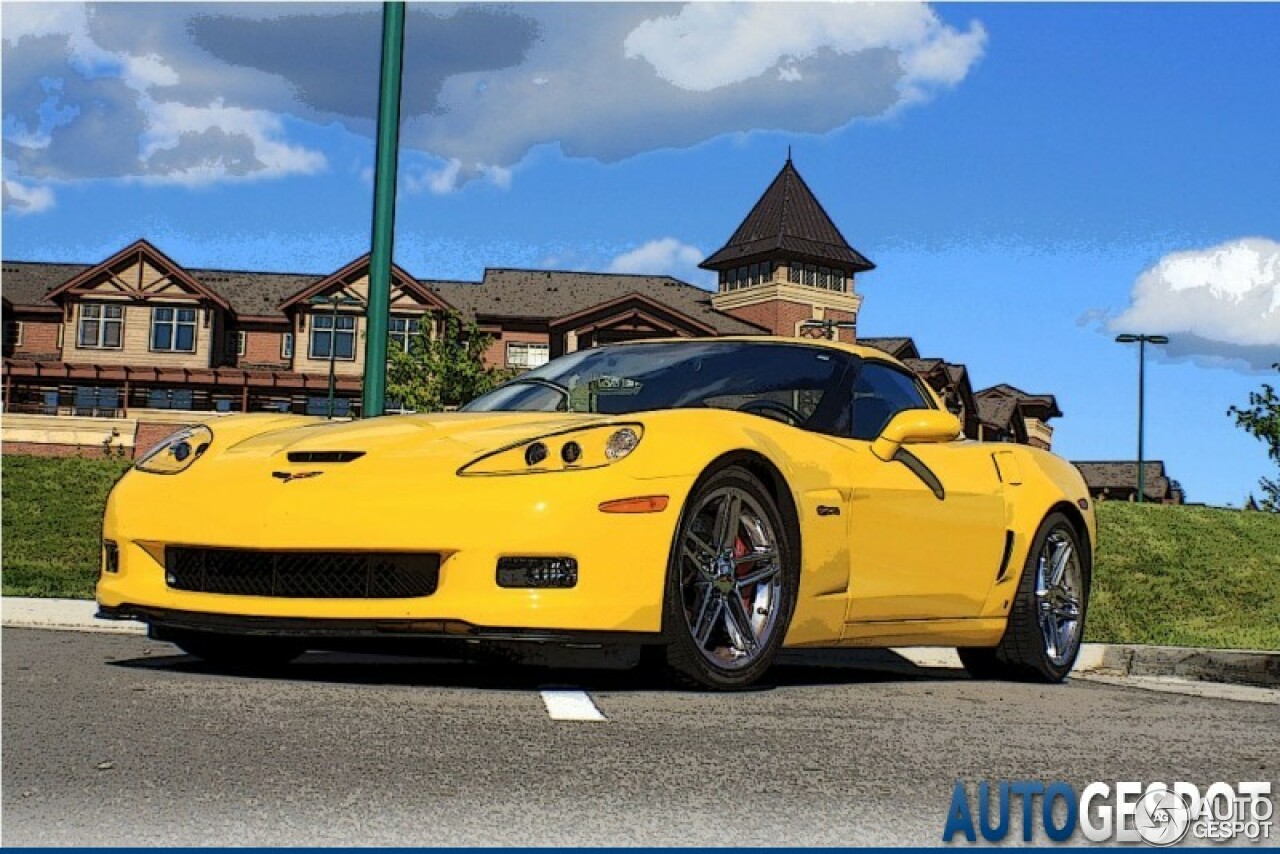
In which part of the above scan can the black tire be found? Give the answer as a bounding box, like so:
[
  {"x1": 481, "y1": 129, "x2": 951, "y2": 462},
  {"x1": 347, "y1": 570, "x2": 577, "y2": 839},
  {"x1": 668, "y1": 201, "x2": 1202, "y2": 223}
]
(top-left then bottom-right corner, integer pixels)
[
  {"x1": 169, "y1": 630, "x2": 305, "y2": 670},
  {"x1": 959, "y1": 511, "x2": 1089, "y2": 683},
  {"x1": 660, "y1": 466, "x2": 799, "y2": 690}
]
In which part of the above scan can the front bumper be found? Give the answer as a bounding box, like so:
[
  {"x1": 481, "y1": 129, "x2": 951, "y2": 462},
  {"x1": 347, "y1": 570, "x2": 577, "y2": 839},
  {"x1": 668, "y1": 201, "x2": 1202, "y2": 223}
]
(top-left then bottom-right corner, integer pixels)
[
  {"x1": 98, "y1": 604, "x2": 662, "y2": 646},
  {"x1": 96, "y1": 465, "x2": 693, "y2": 636}
]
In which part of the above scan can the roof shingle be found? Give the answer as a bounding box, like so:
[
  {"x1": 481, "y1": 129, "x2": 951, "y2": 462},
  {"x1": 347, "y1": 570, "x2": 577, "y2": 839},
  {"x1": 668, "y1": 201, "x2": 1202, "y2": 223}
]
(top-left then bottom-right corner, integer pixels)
[{"x1": 700, "y1": 160, "x2": 874, "y2": 272}]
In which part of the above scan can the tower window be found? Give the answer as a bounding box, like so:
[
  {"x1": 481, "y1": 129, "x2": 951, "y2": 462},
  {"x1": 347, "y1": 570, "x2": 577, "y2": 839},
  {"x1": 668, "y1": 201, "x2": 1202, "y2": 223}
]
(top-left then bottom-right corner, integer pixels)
[{"x1": 788, "y1": 263, "x2": 801, "y2": 284}]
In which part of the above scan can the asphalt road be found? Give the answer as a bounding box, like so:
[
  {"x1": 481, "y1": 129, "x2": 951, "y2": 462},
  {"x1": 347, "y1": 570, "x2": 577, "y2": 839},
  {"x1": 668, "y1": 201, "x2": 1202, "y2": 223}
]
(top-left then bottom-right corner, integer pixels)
[{"x1": 3, "y1": 628, "x2": 1277, "y2": 846}]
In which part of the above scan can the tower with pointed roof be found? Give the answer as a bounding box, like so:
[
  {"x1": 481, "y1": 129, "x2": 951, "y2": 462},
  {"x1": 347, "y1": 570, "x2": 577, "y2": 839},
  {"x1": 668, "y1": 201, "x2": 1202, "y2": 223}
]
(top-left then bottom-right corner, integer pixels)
[{"x1": 700, "y1": 157, "x2": 873, "y2": 342}]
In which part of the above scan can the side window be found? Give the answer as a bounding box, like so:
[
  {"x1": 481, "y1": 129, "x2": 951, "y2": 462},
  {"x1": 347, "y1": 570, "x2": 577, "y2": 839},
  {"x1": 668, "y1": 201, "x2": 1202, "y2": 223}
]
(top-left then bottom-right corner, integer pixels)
[{"x1": 848, "y1": 362, "x2": 932, "y2": 440}]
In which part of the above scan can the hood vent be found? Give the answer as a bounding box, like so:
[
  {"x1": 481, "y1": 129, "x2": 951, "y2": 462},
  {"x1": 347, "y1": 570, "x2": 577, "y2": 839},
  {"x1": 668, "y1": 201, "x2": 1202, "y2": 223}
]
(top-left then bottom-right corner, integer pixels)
[{"x1": 286, "y1": 451, "x2": 366, "y2": 464}]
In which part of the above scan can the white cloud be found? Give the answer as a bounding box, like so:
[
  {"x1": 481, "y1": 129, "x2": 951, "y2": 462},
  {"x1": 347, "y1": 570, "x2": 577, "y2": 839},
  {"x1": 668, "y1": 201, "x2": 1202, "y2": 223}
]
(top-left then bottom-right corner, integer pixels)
[
  {"x1": 609, "y1": 238, "x2": 712, "y2": 287},
  {"x1": 3, "y1": 3, "x2": 326, "y2": 191},
  {"x1": 623, "y1": 3, "x2": 985, "y2": 95},
  {"x1": 3, "y1": 3, "x2": 985, "y2": 194},
  {"x1": 1108, "y1": 238, "x2": 1280, "y2": 370},
  {"x1": 141, "y1": 99, "x2": 326, "y2": 186},
  {"x1": 2, "y1": 177, "x2": 56, "y2": 214}
]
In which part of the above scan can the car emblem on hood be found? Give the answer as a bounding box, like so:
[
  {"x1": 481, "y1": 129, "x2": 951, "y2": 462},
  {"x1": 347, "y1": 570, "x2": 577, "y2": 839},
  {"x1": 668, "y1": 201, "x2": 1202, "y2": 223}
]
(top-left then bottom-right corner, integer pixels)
[{"x1": 272, "y1": 470, "x2": 324, "y2": 483}]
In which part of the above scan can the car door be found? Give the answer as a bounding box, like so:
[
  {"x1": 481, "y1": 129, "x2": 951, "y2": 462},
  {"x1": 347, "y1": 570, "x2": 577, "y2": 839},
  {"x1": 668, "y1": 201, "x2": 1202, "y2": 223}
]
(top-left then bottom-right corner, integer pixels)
[{"x1": 834, "y1": 361, "x2": 1008, "y2": 622}]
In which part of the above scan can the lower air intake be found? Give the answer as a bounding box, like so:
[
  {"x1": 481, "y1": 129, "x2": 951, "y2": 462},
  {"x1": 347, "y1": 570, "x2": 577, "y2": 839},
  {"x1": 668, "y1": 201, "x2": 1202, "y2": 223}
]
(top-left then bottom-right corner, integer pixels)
[{"x1": 165, "y1": 548, "x2": 439, "y2": 599}]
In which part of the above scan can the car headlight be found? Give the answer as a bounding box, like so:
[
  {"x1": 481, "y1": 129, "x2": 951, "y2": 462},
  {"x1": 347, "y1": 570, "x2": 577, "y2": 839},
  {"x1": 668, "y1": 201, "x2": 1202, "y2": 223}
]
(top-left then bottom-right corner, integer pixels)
[
  {"x1": 458, "y1": 424, "x2": 643, "y2": 476},
  {"x1": 135, "y1": 425, "x2": 214, "y2": 474}
]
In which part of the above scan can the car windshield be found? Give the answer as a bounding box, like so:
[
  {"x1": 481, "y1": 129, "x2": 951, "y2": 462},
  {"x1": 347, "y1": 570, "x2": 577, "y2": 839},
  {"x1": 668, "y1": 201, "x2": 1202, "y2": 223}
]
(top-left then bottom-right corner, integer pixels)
[{"x1": 462, "y1": 341, "x2": 856, "y2": 433}]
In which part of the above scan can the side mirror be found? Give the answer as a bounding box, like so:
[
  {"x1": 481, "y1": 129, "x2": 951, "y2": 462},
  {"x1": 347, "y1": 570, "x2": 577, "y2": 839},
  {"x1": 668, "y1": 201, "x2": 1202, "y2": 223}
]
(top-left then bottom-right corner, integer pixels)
[{"x1": 871, "y1": 409, "x2": 961, "y2": 461}]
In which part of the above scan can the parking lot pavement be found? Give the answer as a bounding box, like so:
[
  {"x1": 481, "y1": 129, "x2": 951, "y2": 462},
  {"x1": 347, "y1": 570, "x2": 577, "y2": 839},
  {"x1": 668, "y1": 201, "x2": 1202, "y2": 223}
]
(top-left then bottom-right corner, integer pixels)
[{"x1": 4, "y1": 627, "x2": 1278, "y2": 846}]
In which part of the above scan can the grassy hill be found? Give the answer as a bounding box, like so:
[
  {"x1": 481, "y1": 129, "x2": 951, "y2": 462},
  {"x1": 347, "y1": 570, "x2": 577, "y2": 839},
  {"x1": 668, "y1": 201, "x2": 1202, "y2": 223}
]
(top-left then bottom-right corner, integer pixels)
[
  {"x1": 2, "y1": 455, "x2": 1278, "y2": 649},
  {"x1": 2, "y1": 455, "x2": 131, "y2": 598},
  {"x1": 1090, "y1": 501, "x2": 1280, "y2": 649}
]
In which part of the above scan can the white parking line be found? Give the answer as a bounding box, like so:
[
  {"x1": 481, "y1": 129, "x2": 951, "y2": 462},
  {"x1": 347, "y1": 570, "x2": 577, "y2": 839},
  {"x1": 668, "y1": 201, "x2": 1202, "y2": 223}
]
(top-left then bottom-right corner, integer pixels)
[{"x1": 540, "y1": 689, "x2": 607, "y2": 721}]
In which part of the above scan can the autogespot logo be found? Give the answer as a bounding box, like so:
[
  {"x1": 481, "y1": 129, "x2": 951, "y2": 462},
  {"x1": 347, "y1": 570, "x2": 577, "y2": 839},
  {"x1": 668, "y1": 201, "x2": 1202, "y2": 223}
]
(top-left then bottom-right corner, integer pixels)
[{"x1": 942, "y1": 780, "x2": 1274, "y2": 845}]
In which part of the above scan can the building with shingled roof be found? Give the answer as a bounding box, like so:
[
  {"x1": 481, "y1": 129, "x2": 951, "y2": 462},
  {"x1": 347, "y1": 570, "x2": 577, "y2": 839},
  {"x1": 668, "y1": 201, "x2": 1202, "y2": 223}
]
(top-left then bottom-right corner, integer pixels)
[{"x1": 2, "y1": 159, "x2": 1066, "y2": 458}]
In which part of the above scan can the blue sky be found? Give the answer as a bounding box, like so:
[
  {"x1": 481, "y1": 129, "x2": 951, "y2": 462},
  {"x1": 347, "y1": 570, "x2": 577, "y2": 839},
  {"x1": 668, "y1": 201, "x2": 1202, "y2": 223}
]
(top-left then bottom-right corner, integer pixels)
[{"x1": 4, "y1": 2, "x2": 1278, "y2": 506}]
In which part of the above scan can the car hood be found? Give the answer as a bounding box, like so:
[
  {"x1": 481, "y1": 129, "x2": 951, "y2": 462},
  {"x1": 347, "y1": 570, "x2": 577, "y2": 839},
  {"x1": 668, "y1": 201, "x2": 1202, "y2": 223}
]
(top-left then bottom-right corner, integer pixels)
[{"x1": 220, "y1": 411, "x2": 615, "y2": 461}]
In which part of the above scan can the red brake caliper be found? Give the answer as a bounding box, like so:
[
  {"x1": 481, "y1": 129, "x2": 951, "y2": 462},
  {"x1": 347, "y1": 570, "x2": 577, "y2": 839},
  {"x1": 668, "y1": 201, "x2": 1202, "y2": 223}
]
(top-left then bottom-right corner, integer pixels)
[{"x1": 733, "y1": 537, "x2": 753, "y2": 610}]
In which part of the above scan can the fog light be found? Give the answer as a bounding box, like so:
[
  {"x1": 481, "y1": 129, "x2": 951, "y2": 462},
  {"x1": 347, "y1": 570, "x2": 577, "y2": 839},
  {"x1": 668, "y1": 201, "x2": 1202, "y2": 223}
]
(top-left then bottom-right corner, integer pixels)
[
  {"x1": 525, "y1": 442, "x2": 548, "y2": 466},
  {"x1": 103, "y1": 540, "x2": 119, "y2": 574},
  {"x1": 496, "y1": 556, "x2": 578, "y2": 588}
]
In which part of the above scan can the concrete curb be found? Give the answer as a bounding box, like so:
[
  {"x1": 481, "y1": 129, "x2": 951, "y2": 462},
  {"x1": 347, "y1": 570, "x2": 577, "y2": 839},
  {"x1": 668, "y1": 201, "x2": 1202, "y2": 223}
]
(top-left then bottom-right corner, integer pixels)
[
  {"x1": 2, "y1": 597, "x2": 144, "y2": 635},
  {"x1": 1084, "y1": 643, "x2": 1280, "y2": 690},
  {"x1": 3, "y1": 597, "x2": 1277, "y2": 688}
]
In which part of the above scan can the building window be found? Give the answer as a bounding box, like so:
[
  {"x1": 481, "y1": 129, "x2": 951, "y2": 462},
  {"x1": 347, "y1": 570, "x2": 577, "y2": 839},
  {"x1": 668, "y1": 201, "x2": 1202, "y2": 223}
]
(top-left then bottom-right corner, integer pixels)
[
  {"x1": 3, "y1": 320, "x2": 22, "y2": 348},
  {"x1": 151, "y1": 307, "x2": 197, "y2": 352},
  {"x1": 507, "y1": 341, "x2": 550, "y2": 369},
  {"x1": 788, "y1": 263, "x2": 802, "y2": 284},
  {"x1": 833, "y1": 271, "x2": 846, "y2": 292},
  {"x1": 281, "y1": 332, "x2": 294, "y2": 359},
  {"x1": 818, "y1": 267, "x2": 831, "y2": 289},
  {"x1": 388, "y1": 316, "x2": 423, "y2": 352},
  {"x1": 310, "y1": 313, "x2": 356, "y2": 360},
  {"x1": 78, "y1": 304, "x2": 124, "y2": 349},
  {"x1": 225, "y1": 330, "x2": 246, "y2": 357}
]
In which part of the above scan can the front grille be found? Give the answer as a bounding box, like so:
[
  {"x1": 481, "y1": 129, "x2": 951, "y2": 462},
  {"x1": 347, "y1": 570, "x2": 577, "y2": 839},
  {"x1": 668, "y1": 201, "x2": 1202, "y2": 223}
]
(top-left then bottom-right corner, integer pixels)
[{"x1": 165, "y1": 548, "x2": 439, "y2": 599}]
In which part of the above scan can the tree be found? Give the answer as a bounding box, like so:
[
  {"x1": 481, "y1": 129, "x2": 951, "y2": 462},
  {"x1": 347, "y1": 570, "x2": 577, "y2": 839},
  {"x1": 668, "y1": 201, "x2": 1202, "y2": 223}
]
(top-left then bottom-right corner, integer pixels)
[
  {"x1": 385, "y1": 312, "x2": 514, "y2": 412},
  {"x1": 1228, "y1": 362, "x2": 1280, "y2": 511}
]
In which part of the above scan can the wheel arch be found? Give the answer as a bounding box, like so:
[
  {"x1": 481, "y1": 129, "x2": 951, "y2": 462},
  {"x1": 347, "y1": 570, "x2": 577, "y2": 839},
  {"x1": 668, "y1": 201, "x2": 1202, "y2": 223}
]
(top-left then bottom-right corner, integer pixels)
[
  {"x1": 658, "y1": 450, "x2": 803, "y2": 635},
  {"x1": 692, "y1": 450, "x2": 803, "y2": 570},
  {"x1": 1046, "y1": 500, "x2": 1093, "y2": 583}
]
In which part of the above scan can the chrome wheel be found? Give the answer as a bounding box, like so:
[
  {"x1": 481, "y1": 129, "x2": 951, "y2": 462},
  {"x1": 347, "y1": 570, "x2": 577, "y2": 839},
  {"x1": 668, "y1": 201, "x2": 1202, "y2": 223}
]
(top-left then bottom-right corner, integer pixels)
[
  {"x1": 1035, "y1": 528, "x2": 1084, "y2": 667},
  {"x1": 678, "y1": 485, "x2": 783, "y2": 671}
]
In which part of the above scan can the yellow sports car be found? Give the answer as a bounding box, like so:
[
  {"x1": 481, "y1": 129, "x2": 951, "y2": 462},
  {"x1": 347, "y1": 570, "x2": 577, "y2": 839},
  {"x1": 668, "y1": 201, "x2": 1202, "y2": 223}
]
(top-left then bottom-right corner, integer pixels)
[{"x1": 97, "y1": 337, "x2": 1094, "y2": 689}]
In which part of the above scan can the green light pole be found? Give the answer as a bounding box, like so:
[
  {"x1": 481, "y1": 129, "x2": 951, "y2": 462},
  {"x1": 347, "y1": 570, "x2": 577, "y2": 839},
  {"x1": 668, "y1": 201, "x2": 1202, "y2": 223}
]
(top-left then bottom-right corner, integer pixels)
[
  {"x1": 1115, "y1": 333, "x2": 1169, "y2": 503},
  {"x1": 362, "y1": 1, "x2": 406, "y2": 418},
  {"x1": 310, "y1": 294, "x2": 361, "y2": 419}
]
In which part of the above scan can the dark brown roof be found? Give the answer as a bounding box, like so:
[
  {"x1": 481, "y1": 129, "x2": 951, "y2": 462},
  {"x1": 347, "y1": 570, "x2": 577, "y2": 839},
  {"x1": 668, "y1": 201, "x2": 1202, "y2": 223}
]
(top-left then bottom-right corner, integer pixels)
[
  {"x1": 976, "y1": 383, "x2": 1063, "y2": 420},
  {"x1": 700, "y1": 160, "x2": 874, "y2": 272},
  {"x1": 1073, "y1": 461, "x2": 1173, "y2": 500},
  {"x1": 2, "y1": 261, "x2": 89, "y2": 307},
  {"x1": 977, "y1": 396, "x2": 1021, "y2": 430},
  {"x1": 3, "y1": 258, "x2": 763, "y2": 334},
  {"x1": 2, "y1": 259, "x2": 318, "y2": 317},
  {"x1": 192, "y1": 269, "x2": 322, "y2": 316},
  {"x1": 903, "y1": 357, "x2": 944, "y2": 375},
  {"x1": 433, "y1": 269, "x2": 765, "y2": 335},
  {"x1": 858, "y1": 336, "x2": 919, "y2": 359}
]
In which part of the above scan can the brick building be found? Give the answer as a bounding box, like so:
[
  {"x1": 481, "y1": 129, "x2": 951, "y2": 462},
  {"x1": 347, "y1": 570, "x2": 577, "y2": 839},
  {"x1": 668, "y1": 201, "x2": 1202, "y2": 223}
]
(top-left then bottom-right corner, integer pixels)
[{"x1": 2, "y1": 159, "x2": 1061, "y2": 456}]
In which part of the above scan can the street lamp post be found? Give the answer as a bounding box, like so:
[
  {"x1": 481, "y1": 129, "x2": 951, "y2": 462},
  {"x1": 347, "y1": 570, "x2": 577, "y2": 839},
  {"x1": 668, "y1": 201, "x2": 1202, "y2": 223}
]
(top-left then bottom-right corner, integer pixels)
[
  {"x1": 310, "y1": 295, "x2": 361, "y2": 419},
  {"x1": 1114, "y1": 333, "x2": 1169, "y2": 503}
]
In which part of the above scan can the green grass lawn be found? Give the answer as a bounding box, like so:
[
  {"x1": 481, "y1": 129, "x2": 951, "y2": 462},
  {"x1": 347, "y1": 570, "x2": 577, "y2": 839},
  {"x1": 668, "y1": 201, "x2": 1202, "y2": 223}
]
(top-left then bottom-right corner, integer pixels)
[
  {"x1": 2, "y1": 455, "x2": 131, "y2": 599},
  {"x1": 1088, "y1": 501, "x2": 1280, "y2": 650},
  {"x1": 2, "y1": 454, "x2": 1278, "y2": 649}
]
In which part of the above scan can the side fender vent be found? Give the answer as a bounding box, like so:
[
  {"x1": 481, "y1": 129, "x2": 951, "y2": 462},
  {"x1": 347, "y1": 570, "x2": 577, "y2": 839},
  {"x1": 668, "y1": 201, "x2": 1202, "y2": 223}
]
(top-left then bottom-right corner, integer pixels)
[
  {"x1": 286, "y1": 451, "x2": 366, "y2": 464},
  {"x1": 995, "y1": 530, "x2": 1015, "y2": 582}
]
